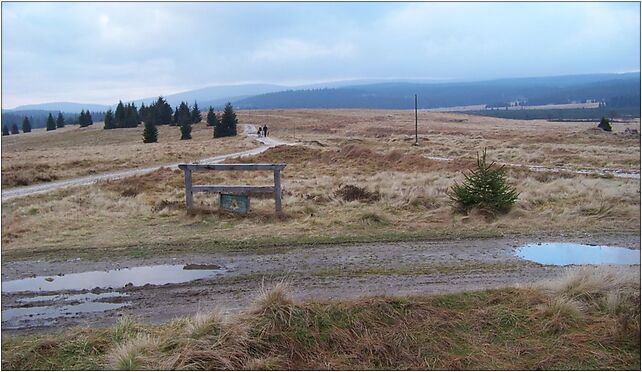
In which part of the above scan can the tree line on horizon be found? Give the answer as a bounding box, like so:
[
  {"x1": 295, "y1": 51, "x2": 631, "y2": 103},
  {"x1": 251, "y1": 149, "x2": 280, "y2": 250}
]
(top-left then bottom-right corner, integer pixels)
[
  {"x1": 2, "y1": 97, "x2": 238, "y2": 143},
  {"x1": 2, "y1": 110, "x2": 103, "y2": 135}
]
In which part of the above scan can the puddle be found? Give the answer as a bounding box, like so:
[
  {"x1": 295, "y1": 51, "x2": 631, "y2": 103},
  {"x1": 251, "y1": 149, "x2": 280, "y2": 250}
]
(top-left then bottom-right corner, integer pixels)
[
  {"x1": 516, "y1": 243, "x2": 641, "y2": 266},
  {"x1": 16, "y1": 291, "x2": 124, "y2": 304},
  {"x1": 2, "y1": 264, "x2": 224, "y2": 293},
  {"x1": 2, "y1": 301, "x2": 127, "y2": 323}
]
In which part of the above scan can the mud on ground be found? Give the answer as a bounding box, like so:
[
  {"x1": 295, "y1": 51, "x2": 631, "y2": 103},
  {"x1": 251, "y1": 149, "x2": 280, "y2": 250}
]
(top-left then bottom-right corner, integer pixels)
[{"x1": 2, "y1": 232, "x2": 639, "y2": 334}]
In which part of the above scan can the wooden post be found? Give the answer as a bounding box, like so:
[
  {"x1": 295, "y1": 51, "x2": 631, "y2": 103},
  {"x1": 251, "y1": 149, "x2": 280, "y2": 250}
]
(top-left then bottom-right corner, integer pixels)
[
  {"x1": 178, "y1": 163, "x2": 286, "y2": 214},
  {"x1": 184, "y1": 168, "x2": 193, "y2": 209},
  {"x1": 274, "y1": 169, "x2": 282, "y2": 213},
  {"x1": 414, "y1": 94, "x2": 418, "y2": 145}
]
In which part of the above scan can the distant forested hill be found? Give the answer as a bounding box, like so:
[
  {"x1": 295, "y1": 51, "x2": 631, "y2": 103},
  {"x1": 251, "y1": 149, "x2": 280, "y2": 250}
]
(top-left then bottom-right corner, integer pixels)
[
  {"x1": 233, "y1": 73, "x2": 640, "y2": 114},
  {"x1": 3, "y1": 73, "x2": 639, "y2": 119}
]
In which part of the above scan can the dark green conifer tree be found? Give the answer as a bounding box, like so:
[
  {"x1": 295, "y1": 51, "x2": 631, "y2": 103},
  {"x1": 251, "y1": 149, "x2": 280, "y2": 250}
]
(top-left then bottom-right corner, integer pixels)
[
  {"x1": 143, "y1": 121, "x2": 158, "y2": 143},
  {"x1": 448, "y1": 149, "x2": 519, "y2": 214},
  {"x1": 11, "y1": 123, "x2": 19, "y2": 134},
  {"x1": 115, "y1": 101, "x2": 126, "y2": 128},
  {"x1": 2, "y1": 125, "x2": 9, "y2": 136},
  {"x1": 86, "y1": 111, "x2": 93, "y2": 126},
  {"x1": 79, "y1": 111, "x2": 93, "y2": 127},
  {"x1": 598, "y1": 117, "x2": 612, "y2": 132},
  {"x1": 125, "y1": 104, "x2": 136, "y2": 127},
  {"x1": 22, "y1": 117, "x2": 31, "y2": 133},
  {"x1": 139, "y1": 103, "x2": 147, "y2": 124},
  {"x1": 104, "y1": 109, "x2": 115, "y2": 129},
  {"x1": 132, "y1": 103, "x2": 141, "y2": 124},
  {"x1": 154, "y1": 97, "x2": 173, "y2": 125},
  {"x1": 78, "y1": 110, "x2": 86, "y2": 127},
  {"x1": 191, "y1": 102, "x2": 201, "y2": 124},
  {"x1": 172, "y1": 106, "x2": 179, "y2": 126},
  {"x1": 56, "y1": 112, "x2": 65, "y2": 128},
  {"x1": 206, "y1": 107, "x2": 218, "y2": 127},
  {"x1": 46, "y1": 113, "x2": 56, "y2": 131},
  {"x1": 215, "y1": 102, "x2": 237, "y2": 138},
  {"x1": 177, "y1": 102, "x2": 192, "y2": 140}
]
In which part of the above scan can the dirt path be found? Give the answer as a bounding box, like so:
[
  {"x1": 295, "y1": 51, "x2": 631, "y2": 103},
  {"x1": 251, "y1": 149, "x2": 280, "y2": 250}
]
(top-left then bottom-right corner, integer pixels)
[
  {"x1": 2, "y1": 233, "x2": 639, "y2": 333},
  {"x1": 1, "y1": 124, "x2": 289, "y2": 202},
  {"x1": 423, "y1": 155, "x2": 641, "y2": 179}
]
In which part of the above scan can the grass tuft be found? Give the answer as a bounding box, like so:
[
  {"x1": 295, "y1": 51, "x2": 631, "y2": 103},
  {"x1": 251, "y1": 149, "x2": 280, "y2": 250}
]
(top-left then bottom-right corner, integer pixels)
[
  {"x1": 538, "y1": 266, "x2": 639, "y2": 309},
  {"x1": 357, "y1": 211, "x2": 389, "y2": 225},
  {"x1": 107, "y1": 334, "x2": 159, "y2": 370},
  {"x1": 184, "y1": 310, "x2": 225, "y2": 339}
]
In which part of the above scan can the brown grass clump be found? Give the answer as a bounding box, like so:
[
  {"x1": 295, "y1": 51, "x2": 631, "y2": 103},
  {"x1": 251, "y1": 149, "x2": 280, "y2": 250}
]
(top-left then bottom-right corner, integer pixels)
[
  {"x1": 533, "y1": 267, "x2": 640, "y2": 341},
  {"x1": 108, "y1": 334, "x2": 160, "y2": 370},
  {"x1": 538, "y1": 266, "x2": 640, "y2": 308},
  {"x1": 250, "y1": 281, "x2": 298, "y2": 337},
  {"x1": 2, "y1": 163, "x2": 59, "y2": 187},
  {"x1": 535, "y1": 297, "x2": 585, "y2": 334},
  {"x1": 183, "y1": 311, "x2": 226, "y2": 339},
  {"x1": 335, "y1": 184, "x2": 381, "y2": 202}
]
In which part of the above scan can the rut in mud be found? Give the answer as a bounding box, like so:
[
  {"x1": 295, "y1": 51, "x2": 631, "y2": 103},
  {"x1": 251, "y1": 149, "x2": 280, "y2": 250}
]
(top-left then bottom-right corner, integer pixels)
[{"x1": 2, "y1": 233, "x2": 639, "y2": 333}]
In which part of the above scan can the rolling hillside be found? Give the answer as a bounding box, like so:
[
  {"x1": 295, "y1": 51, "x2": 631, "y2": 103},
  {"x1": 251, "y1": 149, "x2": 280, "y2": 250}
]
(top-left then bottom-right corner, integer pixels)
[
  {"x1": 233, "y1": 73, "x2": 640, "y2": 110},
  {"x1": 3, "y1": 73, "x2": 639, "y2": 121}
]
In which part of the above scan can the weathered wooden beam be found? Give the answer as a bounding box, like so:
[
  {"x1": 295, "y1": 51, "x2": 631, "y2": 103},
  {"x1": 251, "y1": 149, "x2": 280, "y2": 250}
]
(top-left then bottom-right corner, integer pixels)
[
  {"x1": 178, "y1": 163, "x2": 287, "y2": 171},
  {"x1": 274, "y1": 170, "x2": 282, "y2": 213},
  {"x1": 192, "y1": 185, "x2": 275, "y2": 194},
  {"x1": 184, "y1": 168, "x2": 193, "y2": 209}
]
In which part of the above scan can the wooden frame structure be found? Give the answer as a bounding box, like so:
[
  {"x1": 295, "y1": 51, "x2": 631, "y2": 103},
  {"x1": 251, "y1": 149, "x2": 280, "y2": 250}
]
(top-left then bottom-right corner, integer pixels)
[{"x1": 177, "y1": 163, "x2": 287, "y2": 213}]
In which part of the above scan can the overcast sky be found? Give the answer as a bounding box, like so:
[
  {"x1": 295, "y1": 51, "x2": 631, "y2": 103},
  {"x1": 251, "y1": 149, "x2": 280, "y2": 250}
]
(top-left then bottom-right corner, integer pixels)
[{"x1": 2, "y1": 1, "x2": 640, "y2": 108}]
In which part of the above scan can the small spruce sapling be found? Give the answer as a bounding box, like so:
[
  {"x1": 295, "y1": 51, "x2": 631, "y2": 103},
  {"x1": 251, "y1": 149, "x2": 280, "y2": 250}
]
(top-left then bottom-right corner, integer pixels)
[
  {"x1": 143, "y1": 121, "x2": 158, "y2": 143},
  {"x1": 598, "y1": 117, "x2": 612, "y2": 132},
  {"x1": 448, "y1": 148, "x2": 519, "y2": 214}
]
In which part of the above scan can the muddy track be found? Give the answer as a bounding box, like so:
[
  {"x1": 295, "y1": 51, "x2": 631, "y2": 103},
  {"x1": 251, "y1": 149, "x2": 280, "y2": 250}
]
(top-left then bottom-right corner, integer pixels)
[{"x1": 2, "y1": 233, "x2": 639, "y2": 334}]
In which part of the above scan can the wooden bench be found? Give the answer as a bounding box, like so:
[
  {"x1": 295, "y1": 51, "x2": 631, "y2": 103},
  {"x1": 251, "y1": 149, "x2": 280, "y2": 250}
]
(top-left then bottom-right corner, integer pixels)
[{"x1": 177, "y1": 163, "x2": 287, "y2": 213}]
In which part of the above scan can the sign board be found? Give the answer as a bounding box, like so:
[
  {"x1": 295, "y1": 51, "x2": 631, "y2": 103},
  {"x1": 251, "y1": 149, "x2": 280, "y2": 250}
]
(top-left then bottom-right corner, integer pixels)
[{"x1": 220, "y1": 194, "x2": 250, "y2": 214}]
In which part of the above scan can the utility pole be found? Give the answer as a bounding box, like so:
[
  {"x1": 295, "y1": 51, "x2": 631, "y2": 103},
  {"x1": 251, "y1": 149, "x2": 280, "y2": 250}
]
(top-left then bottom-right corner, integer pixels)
[{"x1": 414, "y1": 94, "x2": 418, "y2": 146}]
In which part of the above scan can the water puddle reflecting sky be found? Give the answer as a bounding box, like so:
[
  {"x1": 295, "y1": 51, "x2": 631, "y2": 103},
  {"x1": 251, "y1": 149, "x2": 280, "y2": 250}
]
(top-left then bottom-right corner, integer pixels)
[
  {"x1": 2, "y1": 300, "x2": 127, "y2": 324},
  {"x1": 2, "y1": 264, "x2": 224, "y2": 327},
  {"x1": 516, "y1": 243, "x2": 640, "y2": 266},
  {"x1": 2, "y1": 264, "x2": 224, "y2": 293}
]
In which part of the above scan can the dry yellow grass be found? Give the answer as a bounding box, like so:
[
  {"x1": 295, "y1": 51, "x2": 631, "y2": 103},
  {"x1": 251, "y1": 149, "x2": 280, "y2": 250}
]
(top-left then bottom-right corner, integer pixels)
[
  {"x1": 240, "y1": 109, "x2": 640, "y2": 170},
  {"x1": 1, "y1": 110, "x2": 639, "y2": 259},
  {"x1": 1, "y1": 121, "x2": 257, "y2": 187}
]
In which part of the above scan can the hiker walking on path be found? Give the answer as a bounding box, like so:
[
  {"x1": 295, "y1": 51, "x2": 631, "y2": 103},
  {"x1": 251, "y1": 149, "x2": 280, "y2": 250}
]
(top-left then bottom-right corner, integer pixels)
[
  {"x1": 257, "y1": 128, "x2": 262, "y2": 137},
  {"x1": 263, "y1": 124, "x2": 269, "y2": 137}
]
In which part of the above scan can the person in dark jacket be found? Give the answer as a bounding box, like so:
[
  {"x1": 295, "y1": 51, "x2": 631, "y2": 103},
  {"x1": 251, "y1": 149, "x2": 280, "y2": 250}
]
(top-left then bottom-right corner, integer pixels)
[{"x1": 263, "y1": 124, "x2": 268, "y2": 137}]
